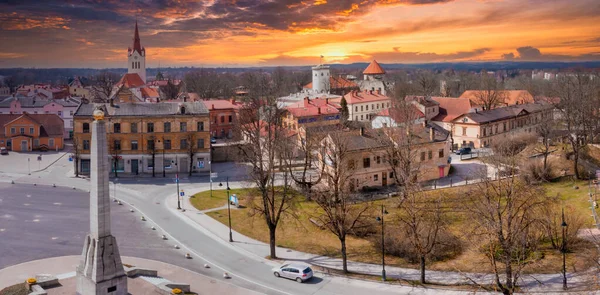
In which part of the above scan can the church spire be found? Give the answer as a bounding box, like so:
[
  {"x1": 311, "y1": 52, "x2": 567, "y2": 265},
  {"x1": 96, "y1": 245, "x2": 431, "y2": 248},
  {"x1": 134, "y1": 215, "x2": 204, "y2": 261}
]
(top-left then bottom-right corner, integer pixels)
[{"x1": 132, "y1": 20, "x2": 142, "y2": 54}]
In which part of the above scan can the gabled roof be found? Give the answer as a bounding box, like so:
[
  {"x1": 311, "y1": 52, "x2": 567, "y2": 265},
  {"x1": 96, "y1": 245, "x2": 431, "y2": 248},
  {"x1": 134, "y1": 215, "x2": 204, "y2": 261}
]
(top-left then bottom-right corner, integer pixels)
[
  {"x1": 363, "y1": 60, "x2": 386, "y2": 75},
  {"x1": 454, "y1": 103, "x2": 551, "y2": 124},
  {"x1": 0, "y1": 113, "x2": 64, "y2": 137},
  {"x1": 459, "y1": 90, "x2": 534, "y2": 107},
  {"x1": 75, "y1": 102, "x2": 209, "y2": 117},
  {"x1": 116, "y1": 73, "x2": 145, "y2": 88},
  {"x1": 140, "y1": 87, "x2": 159, "y2": 98},
  {"x1": 430, "y1": 97, "x2": 474, "y2": 122},
  {"x1": 376, "y1": 105, "x2": 424, "y2": 122},
  {"x1": 332, "y1": 89, "x2": 390, "y2": 105},
  {"x1": 201, "y1": 99, "x2": 243, "y2": 110},
  {"x1": 304, "y1": 76, "x2": 358, "y2": 90}
]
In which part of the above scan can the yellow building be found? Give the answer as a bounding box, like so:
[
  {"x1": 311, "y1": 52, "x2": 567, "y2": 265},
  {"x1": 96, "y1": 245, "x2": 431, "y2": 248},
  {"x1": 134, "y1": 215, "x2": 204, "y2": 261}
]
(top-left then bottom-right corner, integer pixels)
[
  {"x1": 73, "y1": 102, "x2": 210, "y2": 175},
  {"x1": 451, "y1": 103, "x2": 553, "y2": 148}
]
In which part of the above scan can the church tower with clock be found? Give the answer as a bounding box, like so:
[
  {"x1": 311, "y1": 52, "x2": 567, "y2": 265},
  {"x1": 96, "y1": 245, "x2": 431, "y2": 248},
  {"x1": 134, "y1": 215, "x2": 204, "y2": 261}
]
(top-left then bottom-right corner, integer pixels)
[{"x1": 127, "y1": 21, "x2": 146, "y2": 83}]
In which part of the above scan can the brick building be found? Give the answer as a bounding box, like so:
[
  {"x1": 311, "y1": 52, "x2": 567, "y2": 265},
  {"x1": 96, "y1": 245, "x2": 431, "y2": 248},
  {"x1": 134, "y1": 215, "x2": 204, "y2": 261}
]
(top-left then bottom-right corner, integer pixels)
[
  {"x1": 73, "y1": 102, "x2": 211, "y2": 175},
  {"x1": 201, "y1": 99, "x2": 243, "y2": 139},
  {"x1": 0, "y1": 113, "x2": 64, "y2": 152}
]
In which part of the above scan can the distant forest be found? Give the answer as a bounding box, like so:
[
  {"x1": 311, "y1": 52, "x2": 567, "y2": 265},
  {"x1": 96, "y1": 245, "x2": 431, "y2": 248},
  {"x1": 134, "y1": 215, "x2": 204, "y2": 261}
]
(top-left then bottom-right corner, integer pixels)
[{"x1": 1, "y1": 61, "x2": 599, "y2": 87}]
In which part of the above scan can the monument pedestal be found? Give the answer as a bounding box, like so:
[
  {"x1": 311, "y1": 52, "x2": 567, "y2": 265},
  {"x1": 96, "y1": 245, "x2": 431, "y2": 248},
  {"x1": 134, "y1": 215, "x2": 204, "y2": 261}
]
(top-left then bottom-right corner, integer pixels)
[{"x1": 77, "y1": 109, "x2": 128, "y2": 295}]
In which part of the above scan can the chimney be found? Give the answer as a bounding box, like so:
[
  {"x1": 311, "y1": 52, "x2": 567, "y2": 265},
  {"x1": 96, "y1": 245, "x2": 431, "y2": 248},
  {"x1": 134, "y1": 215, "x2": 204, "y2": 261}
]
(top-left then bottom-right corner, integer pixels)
[
  {"x1": 318, "y1": 107, "x2": 321, "y2": 114},
  {"x1": 325, "y1": 98, "x2": 329, "y2": 105},
  {"x1": 369, "y1": 90, "x2": 373, "y2": 95},
  {"x1": 360, "y1": 127, "x2": 364, "y2": 136},
  {"x1": 304, "y1": 97, "x2": 309, "y2": 108},
  {"x1": 376, "y1": 89, "x2": 381, "y2": 95},
  {"x1": 211, "y1": 104, "x2": 215, "y2": 110},
  {"x1": 429, "y1": 127, "x2": 435, "y2": 142}
]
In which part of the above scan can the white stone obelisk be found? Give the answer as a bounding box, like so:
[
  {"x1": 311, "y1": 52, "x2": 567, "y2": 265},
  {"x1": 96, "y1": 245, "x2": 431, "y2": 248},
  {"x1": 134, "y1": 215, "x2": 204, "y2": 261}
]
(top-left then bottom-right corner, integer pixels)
[{"x1": 76, "y1": 107, "x2": 128, "y2": 295}]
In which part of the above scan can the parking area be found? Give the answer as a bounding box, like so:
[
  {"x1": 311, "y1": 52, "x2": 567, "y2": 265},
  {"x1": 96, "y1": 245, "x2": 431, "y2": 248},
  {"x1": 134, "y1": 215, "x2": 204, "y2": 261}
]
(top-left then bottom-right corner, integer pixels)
[{"x1": 0, "y1": 149, "x2": 68, "y2": 174}]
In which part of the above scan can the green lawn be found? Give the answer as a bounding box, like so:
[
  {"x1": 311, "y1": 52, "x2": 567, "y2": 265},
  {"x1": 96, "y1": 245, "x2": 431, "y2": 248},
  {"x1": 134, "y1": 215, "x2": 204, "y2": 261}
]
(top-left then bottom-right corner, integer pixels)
[
  {"x1": 542, "y1": 179, "x2": 596, "y2": 228},
  {"x1": 190, "y1": 188, "x2": 253, "y2": 211}
]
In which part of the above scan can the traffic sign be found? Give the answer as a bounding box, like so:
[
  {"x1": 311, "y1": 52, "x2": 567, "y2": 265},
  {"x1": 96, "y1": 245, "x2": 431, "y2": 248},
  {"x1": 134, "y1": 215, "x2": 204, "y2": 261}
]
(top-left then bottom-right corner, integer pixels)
[
  {"x1": 37, "y1": 155, "x2": 42, "y2": 161},
  {"x1": 180, "y1": 190, "x2": 185, "y2": 197},
  {"x1": 210, "y1": 172, "x2": 218, "y2": 179}
]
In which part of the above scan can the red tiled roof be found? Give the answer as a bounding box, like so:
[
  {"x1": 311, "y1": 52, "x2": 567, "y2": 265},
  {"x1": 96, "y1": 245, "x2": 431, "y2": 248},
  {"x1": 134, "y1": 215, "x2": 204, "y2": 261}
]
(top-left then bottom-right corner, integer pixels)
[
  {"x1": 376, "y1": 106, "x2": 424, "y2": 120},
  {"x1": 459, "y1": 90, "x2": 534, "y2": 107},
  {"x1": 304, "y1": 76, "x2": 358, "y2": 90},
  {"x1": 116, "y1": 73, "x2": 145, "y2": 88},
  {"x1": 430, "y1": 97, "x2": 473, "y2": 122},
  {"x1": 363, "y1": 60, "x2": 386, "y2": 75},
  {"x1": 202, "y1": 99, "x2": 243, "y2": 110},
  {"x1": 0, "y1": 113, "x2": 64, "y2": 137},
  {"x1": 140, "y1": 87, "x2": 159, "y2": 98},
  {"x1": 332, "y1": 90, "x2": 390, "y2": 104}
]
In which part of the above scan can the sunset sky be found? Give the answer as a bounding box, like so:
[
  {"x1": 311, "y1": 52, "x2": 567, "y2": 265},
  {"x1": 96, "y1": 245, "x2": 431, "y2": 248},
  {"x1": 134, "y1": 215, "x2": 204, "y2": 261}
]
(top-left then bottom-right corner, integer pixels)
[{"x1": 1, "y1": 0, "x2": 599, "y2": 68}]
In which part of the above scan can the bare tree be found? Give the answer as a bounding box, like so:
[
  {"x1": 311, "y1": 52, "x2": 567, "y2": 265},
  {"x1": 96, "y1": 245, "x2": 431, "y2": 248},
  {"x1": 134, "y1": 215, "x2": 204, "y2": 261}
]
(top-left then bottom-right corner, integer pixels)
[
  {"x1": 286, "y1": 127, "x2": 326, "y2": 198},
  {"x1": 396, "y1": 190, "x2": 447, "y2": 284},
  {"x1": 160, "y1": 78, "x2": 180, "y2": 101},
  {"x1": 184, "y1": 69, "x2": 227, "y2": 99},
  {"x1": 532, "y1": 116, "x2": 557, "y2": 179},
  {"x1": 71, "y1": 136, "x2": 82, "y2": 177},
  {"x1": 472, "y1": 72, "x2": 508, "y2": 110},
  {"x1": 90, "y1": 71, "x2": 119, "y2": 102},
  {"x1": 236, "y1": 71, "x2": 297, "y2": 259},
  {"x1": 184, "y1": 132, "x2": 197, "y2": 176},
  {"x1": 415, "y1": 71, "x2": 438, "y2": 97},
  {"x1": 109, "y1": 139, "x2": 121, "y2": 178},
  {"x1": 312, "y1": 132, "x2": 371, "y2": 273},
  {"x1": 551, "y1": 72, "x2": 600, "y2": 179},
  {"x1": 464, "y1": 149, "x2": 549, "y2": 295},
  {"x1": 147, "y1": 135, "x2": 157, "y2": 177}
]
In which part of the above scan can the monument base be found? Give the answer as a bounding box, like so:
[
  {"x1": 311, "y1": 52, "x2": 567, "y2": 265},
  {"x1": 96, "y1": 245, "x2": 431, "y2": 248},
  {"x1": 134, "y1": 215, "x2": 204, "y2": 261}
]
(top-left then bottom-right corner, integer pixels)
[{"x1": 76, "y1": 235, "x2": 128, "y2": 295}]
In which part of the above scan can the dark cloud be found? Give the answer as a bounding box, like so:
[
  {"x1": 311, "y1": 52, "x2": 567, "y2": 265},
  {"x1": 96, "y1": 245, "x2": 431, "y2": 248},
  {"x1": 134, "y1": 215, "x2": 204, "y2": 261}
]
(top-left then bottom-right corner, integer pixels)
[{"x1": 502, "y1": 46, "x2": 600, "y2": 61}]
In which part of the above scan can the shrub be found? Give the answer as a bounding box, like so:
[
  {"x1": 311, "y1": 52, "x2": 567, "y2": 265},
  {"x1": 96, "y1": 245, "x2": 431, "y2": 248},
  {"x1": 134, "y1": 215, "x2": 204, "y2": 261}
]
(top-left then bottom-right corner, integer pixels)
[{"x1": 521, "y1": 159, "x2": 556, "y2": 183}]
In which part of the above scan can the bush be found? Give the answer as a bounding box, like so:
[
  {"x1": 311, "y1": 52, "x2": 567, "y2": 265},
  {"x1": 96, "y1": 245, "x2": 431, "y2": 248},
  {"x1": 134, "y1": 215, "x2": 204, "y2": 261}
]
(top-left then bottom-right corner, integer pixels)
[
  {"x1": 521, "y1": 159, "x2": 556, "y2": 183},
  {"x1": 372, "y1": 226, "x2": 463, "y2": 263}
]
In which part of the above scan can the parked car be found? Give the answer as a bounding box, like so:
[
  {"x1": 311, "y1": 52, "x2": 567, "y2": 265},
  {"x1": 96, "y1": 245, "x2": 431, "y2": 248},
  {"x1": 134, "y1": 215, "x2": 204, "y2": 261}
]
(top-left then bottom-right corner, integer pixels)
[
  {"x1": 455, "y1": 147, "x2": 472, "y2": 155},
  {"x1": 210, "y1": 137, "x2": 217, "y2": 144},
  {"x1": 272, "y1": 264, "x2": 313, "y2": 283},
  {"x1": 0, "y1": 147, "x2": 8, "y2": 155}
]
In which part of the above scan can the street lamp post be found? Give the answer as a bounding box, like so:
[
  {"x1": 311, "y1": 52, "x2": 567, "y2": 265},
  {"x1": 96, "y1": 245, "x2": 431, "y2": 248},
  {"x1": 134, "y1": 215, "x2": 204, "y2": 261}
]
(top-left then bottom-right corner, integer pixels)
[
  {"x1": 176, "y1": 173, "x2": 181, "y2": 210},
  {"x1": 561, "y1": 207, "x2": 568, "y2": 290},
  {"x1": 114, "y1": 178, "x2": 118, "y2": 200},
  {"x1": 376, "y1": 204, "x2": 388, "y2": 281},
  {"x1": 220, "y1": 177, "x2": 233, "y2": 242},
  {"x1": 162, "y1": 140, "x2": 166, "y2": 178},
  {"x1": 28, "y1": 158, "x2": 30, "y2": 175},
  {"x1": 209, "y1": 160, "x2": 212, "y2": 198}
]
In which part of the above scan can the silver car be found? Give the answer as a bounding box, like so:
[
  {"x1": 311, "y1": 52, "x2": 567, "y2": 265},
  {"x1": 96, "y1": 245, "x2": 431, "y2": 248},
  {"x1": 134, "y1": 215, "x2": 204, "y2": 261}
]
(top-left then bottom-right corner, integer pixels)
[{"x1": 272, "y1": 264, "x2": 313, "y2": 283}]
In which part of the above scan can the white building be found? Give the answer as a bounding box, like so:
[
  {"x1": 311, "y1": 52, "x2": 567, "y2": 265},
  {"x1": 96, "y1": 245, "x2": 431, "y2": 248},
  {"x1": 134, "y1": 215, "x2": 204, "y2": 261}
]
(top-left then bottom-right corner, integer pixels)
[
  {"x1": 311, "y1": 64, "x2": 331, "y2": 93},
  {"x1": 357, "y1": 60, "x2": 389, "y2": 95},
  {"x1": 127, "y1": 21, "x2": 146, "y2": 84}
]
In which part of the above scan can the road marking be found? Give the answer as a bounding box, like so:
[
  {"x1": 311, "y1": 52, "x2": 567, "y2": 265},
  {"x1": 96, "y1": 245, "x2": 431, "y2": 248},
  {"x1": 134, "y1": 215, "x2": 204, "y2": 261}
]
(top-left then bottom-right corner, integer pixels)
[
  {"x1": 26, "y1": 194, "x2": 31, "y2": 198},
  {"x1": 120, "y1": 200, "x2": 293, "y2": 295},
  {"x1": 1, "y1": 214, "x2": 13, "y2": 219}
]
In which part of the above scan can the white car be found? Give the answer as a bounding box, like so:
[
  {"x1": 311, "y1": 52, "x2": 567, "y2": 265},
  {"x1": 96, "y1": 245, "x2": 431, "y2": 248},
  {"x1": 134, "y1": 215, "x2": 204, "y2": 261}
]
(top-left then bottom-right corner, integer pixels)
[{"x1": 272, "y1": 264, "x2": 313, "y2": 283}]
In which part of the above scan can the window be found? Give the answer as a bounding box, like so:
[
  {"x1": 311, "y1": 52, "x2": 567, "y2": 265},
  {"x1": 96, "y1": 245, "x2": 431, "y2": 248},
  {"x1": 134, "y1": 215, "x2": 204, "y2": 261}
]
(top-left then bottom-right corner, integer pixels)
[
  {"x1": 462, "y1": 127, "x2": 467, "y2": 136},
  {"x1": 228, "y1": 115, "x2": 233, "y2": 123},
  {"x1": 420, "y1": 151, "x2": 426, "y2": 161},
  {"x1": 438, "y1": 149, "x2": 444, "y2": 158},
  {"x1": 33, "y1": 139, "x2": 39, "y2": 148},
  {"x1": 214, "y1": 116, "x2": 217, "y2": 124},
  {"x1": 360, "y1": 115, "x2": 363, "y2": 120},
  {"x1": 197, "y1": 121, "x2": 204, "y2": 131},
  {"x1": 147, "y1": 122, "x2": 154, "y2": 133},
  {"x1": 355, "y1": 106, "x2": 358, "y2": 112},
  {"x1": 197, "y1": 138, "x2": 205, "y2": 148},
  {"x1": 355, "y1": 116, "x2": 358, "y2": 120},
  {"x1": 366, "y1": 105, "x2": 369, "y2": 111},
  {"x1": 220, "y1": 116, "x2": 225, "y2": 123},
  {"x1": 131, "y1": 140, "x2": 138, "y2": 151},
  {"x1": 29, "y1": 127, "x2": 34, "y2": 134},
  {"x1": 163, "y1": 158, "x2": 172, "y2": 169},
  {"x1": 503, "y1": 122, "x2": 506, "y2": 132},
  {"x1": 10, "y1": 127, "x2": 15, "y2": 134},
  {"x1": 361, "y1": 106, "x2": 364, "y2": 111},
  {"x1": 130, "y1": 122, "x2": 137, "y2": 133},
  {"x1": 180, "y1": 122, "x2": 187, "y2": 132},
  {"x1": 374, "y1": 174, "x2": 378, "y2": 181},
  {"x1": 113, "y1": 140, "x2": 121, "y2": 150},
  {"x1": 147, "y1": 140, "x2": 155, "y2": 150},
  {"x1": 428, "y1": 150, "x2": 432, "y2": 160},
  {"x1": 83, "y1": 140, "x2": 90, "y2": 150},
  {"x1": 49, "y1": 138, "x2": 54, "y2": 148},
  {"x1": 389, "y1": 171, "x2": 394, "y2": 178},
  {"x1": 83, "y1": 123, "x2": 90, "y2": 133},
  {"x1": 70, "y1": 111, "x2": 74, "y2": 116},
  {"x1": 363, "y1": 157, "x2": 371, "y2": 168},
  {"x1": 114, "y1": 123, "x2": 121, "y2": 133},
  {"x1": 495, "y1": 124, "x2": 499, "y2": 134},
  {"x1": 20, "y1": 127, "x2": 25, "y2": 134},
  {"x1": 164, "y1": 139, "x2": 171, "y2": 150},
  {"x1": 164, "y1": 122, "x2": 171, "y2": 133},
  {"x1": 58, "y1": 111, "x2": 62, "y2": 117},
  {"x1": 180, "y1": 139, "x2": 188, "y2": 149},
  {"x1": 147, "y1": 158, "x2": 154, "y2": 168},
  {"x1": 376, "y1": 156, "x2": 381, "y2": 164},
  {"x1": 483, "y1": 128, "x2": 487, "y2": 136}
]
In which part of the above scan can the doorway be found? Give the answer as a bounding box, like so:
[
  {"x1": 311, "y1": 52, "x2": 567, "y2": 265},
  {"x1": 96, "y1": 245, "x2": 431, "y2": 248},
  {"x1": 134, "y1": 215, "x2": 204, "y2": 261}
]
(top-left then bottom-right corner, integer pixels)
[
  {"x1": 131, "y1": 159, "x2": 139, "y2": 175},
  {"x1": 439, "y1": 166, "x2": 445, "y2": 178},
  {"x1": 382, "y1": 172, "x2": 387, "y2": 186},
  {"x1": 21, "y1": 140, "x2": 28, "y2": 151}
]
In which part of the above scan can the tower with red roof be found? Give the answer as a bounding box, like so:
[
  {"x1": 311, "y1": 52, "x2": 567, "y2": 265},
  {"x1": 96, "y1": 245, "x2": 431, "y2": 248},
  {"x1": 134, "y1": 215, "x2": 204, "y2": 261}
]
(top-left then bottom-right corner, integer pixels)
[
  {"x1": 127, "y1": 21, "x2": 146, "y2": 83},
  {"x1": 363, "y1": 60, "x2": 385, "y2": 81}
]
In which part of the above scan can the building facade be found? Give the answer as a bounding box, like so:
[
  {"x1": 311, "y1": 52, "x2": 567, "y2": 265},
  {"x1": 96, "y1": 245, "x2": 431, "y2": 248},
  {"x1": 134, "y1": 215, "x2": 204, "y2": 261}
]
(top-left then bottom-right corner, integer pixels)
[
  {"x1": 283, "y1": 97, "x2": 341, "y2": 131},
  {"x1": 201, "y1": 99, "x2": 243, "y2": 139},
  {"x1": 73, "y1": 102, "x2": 211, "y2": 175},
  {"x1": 0, "y1": 95, "x2": 81, "y2": 138},
  {"x1": 451, "y1": 103, "x2": 553, "y2": 148},
  {"x1": 0, "y1": 113, "x2": 65, "y2": 151},
  {"x1": 332, "y1": 89, "x2": 391, "y2": 122}
]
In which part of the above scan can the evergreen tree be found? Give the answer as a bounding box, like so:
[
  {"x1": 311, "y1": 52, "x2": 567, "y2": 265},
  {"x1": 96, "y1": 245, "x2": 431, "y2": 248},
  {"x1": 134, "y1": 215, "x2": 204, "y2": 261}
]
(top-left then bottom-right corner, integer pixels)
[{"x1": 340, "y1": 96, "x2": 349, "y2": 122}]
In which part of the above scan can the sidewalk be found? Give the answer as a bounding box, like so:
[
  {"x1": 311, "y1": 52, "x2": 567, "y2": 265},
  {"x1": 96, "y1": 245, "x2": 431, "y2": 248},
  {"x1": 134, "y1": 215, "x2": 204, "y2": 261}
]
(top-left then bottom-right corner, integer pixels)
[
  {"x1": 0, "y1": 256, "x2": 261, "y2": 294},
  {"x1": 168, "y1": 189, "x2": 597, "y2": 293}
]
